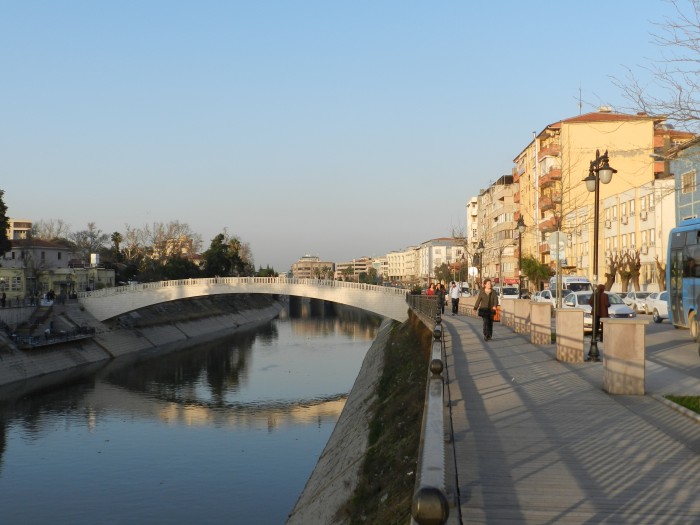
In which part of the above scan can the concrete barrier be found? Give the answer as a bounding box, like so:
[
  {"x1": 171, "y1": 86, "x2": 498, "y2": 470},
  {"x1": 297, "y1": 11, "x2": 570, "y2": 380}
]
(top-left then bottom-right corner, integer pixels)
[
  {"x1": 556, "y1": 309, "x2": 584, "y2": 362},
  {"x1": 530, "y1": 302, "x2": 552, "y2": 345},
  {"x1": 603, "y1": 318, "x2": 648, "y2": 395}
]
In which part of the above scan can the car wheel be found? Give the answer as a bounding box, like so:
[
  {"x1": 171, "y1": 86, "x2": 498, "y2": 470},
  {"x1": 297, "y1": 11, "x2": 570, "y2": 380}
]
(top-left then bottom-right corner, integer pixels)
[{"x1": 653, "y1": 309, "x2": 662, "y2": 323}]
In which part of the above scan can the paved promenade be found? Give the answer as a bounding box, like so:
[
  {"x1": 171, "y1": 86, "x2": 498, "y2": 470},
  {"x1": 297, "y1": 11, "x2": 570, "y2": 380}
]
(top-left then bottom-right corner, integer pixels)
[{"x1": 440, "y1": 312, "x2": 700, "y2": 524}]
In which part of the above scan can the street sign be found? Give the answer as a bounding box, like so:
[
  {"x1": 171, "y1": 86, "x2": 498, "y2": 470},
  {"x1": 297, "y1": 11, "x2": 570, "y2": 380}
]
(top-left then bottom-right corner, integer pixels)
[{"x1": 548, "y1": 231, "x2": 568, "y2": 263}]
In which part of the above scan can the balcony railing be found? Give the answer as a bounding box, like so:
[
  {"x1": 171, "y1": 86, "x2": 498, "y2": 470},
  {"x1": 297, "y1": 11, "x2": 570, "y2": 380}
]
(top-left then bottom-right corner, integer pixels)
[
  {"x1": 538, "y1": 217, "x2": 558, "y2": 233},
  {"x1": 539, "y1": 243, "x2": 550, "y2": 254},
  {"x1": 539, "y1": 167, "x2": 562, "y2": 187},
  {"x1": 514, "y1": 191, "x2": 520, "y2": 203},
  {"x1": 538, "y1": 143, "x2": 561, "y2": 161}
]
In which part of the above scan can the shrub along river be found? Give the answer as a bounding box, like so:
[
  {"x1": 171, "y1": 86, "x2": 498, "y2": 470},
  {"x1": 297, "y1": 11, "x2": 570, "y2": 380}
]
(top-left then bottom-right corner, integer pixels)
[{"x1": 0, "y1": 305, "x2": 381, "y2": 525}]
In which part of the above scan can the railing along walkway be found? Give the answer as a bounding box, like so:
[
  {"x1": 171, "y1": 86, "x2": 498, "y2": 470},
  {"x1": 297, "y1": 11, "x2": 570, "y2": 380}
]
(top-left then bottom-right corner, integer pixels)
[{"x1": 440, "y1": 312, "x2": 700, "y2": 524}]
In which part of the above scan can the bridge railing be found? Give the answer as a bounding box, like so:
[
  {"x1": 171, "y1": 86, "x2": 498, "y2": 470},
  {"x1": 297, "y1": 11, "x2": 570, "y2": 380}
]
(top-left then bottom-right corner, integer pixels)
[{"x1": 77, "y1": 277, "x2": 410, "y2": 299}]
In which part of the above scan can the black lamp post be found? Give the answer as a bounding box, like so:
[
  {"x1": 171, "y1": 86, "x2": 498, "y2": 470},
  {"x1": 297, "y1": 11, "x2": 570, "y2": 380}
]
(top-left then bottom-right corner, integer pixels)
[
  {"x1": 477, "y1": 239, "x2": 485, "y2": 288},
  {"x1": 583, "y1": 149, "x2": 616, "y2": 362},
  {"x1": 516, "y1": 216, "x2": 526, "y2": 298}
]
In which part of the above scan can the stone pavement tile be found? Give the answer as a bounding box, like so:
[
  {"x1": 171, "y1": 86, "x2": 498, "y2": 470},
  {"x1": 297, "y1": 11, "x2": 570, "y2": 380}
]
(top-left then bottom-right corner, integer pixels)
[{"x1": 440, "y1": 314, "x2": 700, "y2": 525}]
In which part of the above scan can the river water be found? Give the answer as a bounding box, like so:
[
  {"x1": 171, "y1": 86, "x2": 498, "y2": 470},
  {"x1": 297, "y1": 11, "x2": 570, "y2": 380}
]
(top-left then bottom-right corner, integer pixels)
[{"x1": 0, "y1": 306, "x2": 380, "y2": 525}]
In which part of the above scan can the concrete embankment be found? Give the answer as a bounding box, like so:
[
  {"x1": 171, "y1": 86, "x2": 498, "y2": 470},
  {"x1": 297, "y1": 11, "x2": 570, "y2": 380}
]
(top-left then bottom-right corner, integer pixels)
[
  {"x1": 286, "y1": 317, "x2": 395, "y2": 525},
  {"x1": 0, "y1": 294, "x2": 283, "y2": 397}
]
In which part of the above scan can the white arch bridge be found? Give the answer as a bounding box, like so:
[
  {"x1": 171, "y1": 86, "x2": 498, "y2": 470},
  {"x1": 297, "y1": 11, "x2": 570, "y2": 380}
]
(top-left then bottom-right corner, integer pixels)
[{"x1": 77, "y1": 277, "x2": 410, "y2": 322}]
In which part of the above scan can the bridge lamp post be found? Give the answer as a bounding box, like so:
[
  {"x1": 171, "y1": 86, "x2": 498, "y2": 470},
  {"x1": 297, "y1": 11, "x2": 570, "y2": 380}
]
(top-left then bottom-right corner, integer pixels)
[
  {"x1": 516, "y1": 216, "x2": 526, "y2": 298},
  {"x1": 583, "y1": 149, "x2": 616, "y2": 362}
]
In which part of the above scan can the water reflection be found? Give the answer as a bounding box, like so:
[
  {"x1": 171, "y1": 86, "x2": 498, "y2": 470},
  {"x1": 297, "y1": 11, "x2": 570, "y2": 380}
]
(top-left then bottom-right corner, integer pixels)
[{"x1": 0, "y1": 303, "x2": 380, "y2": 481}]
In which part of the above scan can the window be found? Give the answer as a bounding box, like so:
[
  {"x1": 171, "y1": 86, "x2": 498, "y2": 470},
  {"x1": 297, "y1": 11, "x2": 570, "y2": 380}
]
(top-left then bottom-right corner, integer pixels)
[
  {"x1": 682, "y1": 170, "x2": 697, "y2": 194},
  {"x1": 622, "y1": 234, "x2": 628, "y2": 249},
  {"x1": 58, "y1": 253, "x2": 62, "y2": 260},
  {"x1": 649, "y1": 229, "x2": 656, "y2": 246},
  {"x1": 622, "y1": 202, "x2": 627, "y2": 216},
  {"x1": 630, "y1": 232, "x2": 636, "y2": 249},
  {"x1": 612, "y1": 206, "x2": 618, "y2": 220},
  {"x1": 10, "y1": 276, "x2": 21, "y2": 291},
  {"x1": 649, "y1": 193, "x2": 655, "y2": 209},
  {"x1": 641, "y1": 196, "x2": 647, "y2": 211},
  {"x1": 41, "y1": 251, "x2": 45, "y2": 261},
  {"x1": 642, "y1": 230, "x2": 648, "y2": 245},
  {"x1": 629, "y1": 200, "x2": 635, "y2": 215}
]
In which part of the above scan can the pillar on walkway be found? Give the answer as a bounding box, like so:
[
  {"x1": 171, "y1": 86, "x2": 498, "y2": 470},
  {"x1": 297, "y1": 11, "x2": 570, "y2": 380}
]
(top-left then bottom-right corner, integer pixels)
[
  {"x1": 501, "y1": 298, "x2": 515, "y2": 328},
  {"x1": 513, "y1": 299, "x2": 529, "y2": 334},
  {"x1": 556, "y1": 309, "x2": 584, "y2": 362},
  {"x1": 603, "y1": 318, "x2": 648, "y2": 395},
  {"x1": 530, "y1": 302, "x2": 551, "y2": 344}
]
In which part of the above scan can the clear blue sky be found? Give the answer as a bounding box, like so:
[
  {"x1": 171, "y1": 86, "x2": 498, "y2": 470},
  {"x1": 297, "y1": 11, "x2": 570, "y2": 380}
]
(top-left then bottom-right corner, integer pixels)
[{"x1": 0, "y1": 1, "x2": 674, "y2": 271}]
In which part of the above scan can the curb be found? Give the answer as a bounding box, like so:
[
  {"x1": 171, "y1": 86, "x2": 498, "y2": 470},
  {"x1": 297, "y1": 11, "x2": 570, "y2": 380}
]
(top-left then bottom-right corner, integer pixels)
[{"x1": 651, "y1": 394, "x2": 700, "y2": 424}]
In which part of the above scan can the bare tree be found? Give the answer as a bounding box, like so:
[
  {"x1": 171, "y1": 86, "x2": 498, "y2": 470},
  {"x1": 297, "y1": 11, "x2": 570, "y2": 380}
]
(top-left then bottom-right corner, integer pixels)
[
  {"x1": 31, "y1": 219, "x2": 71, "y2": 241},
  {"x1": 655, "y1": 255, "x2": 668, "y2": 290},
  {"x1": 604, "y1": 253, "x2": 623, "y2": 290},
  {"x1": 70, "y1": 223, "x2": 109, "y2": 260},
  {"x1": 616, "y1": 0, "x2": 700, "y2": 130}
]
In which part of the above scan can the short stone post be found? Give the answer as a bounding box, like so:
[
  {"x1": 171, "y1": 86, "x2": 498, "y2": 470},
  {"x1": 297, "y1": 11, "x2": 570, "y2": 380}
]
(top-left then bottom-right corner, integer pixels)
[
  {"x1": 513, "y1": 299, "x2": 530, "y2": 334},
  {"x1": 530, "y1": 302, "x2": 551, "y2": 344},
  {"x1": 556, "y1": 309, "x2": 584, "y2": 362},
  {"x1": 603, "y1": 318, "x2": 648, "y2": 395},
  {"x1": 500, "y1": 298, "x2": 515, "y2": 328}
]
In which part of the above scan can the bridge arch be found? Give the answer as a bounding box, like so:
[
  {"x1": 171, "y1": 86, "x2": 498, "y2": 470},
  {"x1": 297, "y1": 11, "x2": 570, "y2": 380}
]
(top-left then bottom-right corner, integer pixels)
[{"x1": 77, "y1": 277, "x2": 410, "y2": 322}]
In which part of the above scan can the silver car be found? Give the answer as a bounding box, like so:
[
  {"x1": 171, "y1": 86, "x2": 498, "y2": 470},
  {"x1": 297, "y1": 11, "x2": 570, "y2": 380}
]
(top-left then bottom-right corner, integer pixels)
[
  {"x1": 562, "y1": 291, "x2": 636, "y2": 332},
  {"x1": 622, "y1": 290, "x2": 652, "y2": 314}
]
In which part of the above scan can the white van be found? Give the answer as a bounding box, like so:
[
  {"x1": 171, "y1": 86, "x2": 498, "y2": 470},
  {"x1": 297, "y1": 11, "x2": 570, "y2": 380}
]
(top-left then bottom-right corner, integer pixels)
[{"x1": 549, "y1": 275, "x2": 593, "y2": 293}]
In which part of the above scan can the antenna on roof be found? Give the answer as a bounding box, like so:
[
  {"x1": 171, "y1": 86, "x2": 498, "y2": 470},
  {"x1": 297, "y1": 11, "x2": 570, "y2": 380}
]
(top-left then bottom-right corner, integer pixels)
[{"x1": 579, "y1": 84, "x2": 582, "y2": 115}]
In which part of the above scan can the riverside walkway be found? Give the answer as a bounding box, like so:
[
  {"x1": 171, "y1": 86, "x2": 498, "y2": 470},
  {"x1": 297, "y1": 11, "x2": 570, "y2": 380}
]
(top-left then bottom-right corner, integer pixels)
[{"x1": 439, "y1": 312, "x2": 700, "y2": 525}]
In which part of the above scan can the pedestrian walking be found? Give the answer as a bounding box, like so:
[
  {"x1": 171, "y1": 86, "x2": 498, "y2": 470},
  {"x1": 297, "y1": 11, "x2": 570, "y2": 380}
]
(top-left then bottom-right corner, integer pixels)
[
  {"x1": 473, "y1": 278, "x2": 499, "y2": 340},
  {"x1": 436, "y1": 283, "x2": 446, "y2": 315},
  {"x1": 450, "y1": 281, "x2": 460, "y2": 315}
]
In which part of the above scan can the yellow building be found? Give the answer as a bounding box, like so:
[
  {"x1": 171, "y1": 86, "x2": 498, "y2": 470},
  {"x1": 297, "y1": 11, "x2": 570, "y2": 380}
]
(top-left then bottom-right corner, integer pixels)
[{"x1": 514, "y1": 108, "x2": 694, "y2": 291}]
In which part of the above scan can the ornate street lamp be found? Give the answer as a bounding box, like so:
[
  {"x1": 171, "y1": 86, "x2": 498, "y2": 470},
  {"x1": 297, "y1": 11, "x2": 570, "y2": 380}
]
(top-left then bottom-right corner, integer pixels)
[
  {"x1": 516, "y1": 216, "x2": 526, "y2": 298},
  {"x1": 583, "y1": 149, "x2": 616, "y2": 362}
]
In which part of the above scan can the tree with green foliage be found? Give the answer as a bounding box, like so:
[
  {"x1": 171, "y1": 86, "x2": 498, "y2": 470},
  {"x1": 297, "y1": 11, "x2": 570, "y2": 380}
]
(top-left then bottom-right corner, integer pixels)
[
  {"x1": 256, "y1": 265, "x2": 277, "y2": 277},
  {"x1": 0, "y1": 190, "x2": 11, "y2": 256},
  {"x1": 162, "y1": 256, "x2": 201, "y2": 280},
  {"x1": 521, "y1": 255, "x2": 553, "y2": 291},
  {"x1": 111, "y1": 231, "x2": 123, "y2": 262},
  {"x1": 201, "y1": 232, "x2": 253, "y2": 277},
  {"x1": 341, "y1": 266, "x2": 354, "y2": 281}
]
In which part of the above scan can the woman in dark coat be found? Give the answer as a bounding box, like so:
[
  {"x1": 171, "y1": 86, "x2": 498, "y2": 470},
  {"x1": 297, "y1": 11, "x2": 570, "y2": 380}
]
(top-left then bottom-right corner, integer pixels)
[
  {"x1": 588, "y1": 284, "x2": 609, "y2": 340},
  {"x1": 473, "y1": 278, "x2": 499, "y2": 340}
]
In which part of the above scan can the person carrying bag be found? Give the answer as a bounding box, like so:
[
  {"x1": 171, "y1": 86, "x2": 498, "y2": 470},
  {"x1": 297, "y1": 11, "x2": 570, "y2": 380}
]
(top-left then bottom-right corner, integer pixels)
[{"x1": 473, "y1": 278, "x2": 499, "y2": 341}]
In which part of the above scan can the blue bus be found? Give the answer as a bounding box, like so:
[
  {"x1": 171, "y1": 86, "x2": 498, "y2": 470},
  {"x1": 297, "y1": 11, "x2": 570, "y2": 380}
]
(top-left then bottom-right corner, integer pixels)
[{"x1": 667, "y1": 217, "x2": 700, "y2": 338}]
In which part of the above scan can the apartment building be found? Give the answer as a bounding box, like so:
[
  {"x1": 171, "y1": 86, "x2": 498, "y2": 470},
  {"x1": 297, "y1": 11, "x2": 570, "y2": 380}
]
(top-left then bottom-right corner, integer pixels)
[
  {"x1": 7, "y1": 218, "x2": 32, "y2": 240},
  {"x1": 513, "y1": 108, "x2": 694, "y2": 291},
  {"x1": 386, "y1": 247, "x2": 419, "y2": 283},
  {"x1": 471, "y1": 176, "x2": 518, "y2": 286},
  {"x1": 417, "y1": 238, "x2": 466, "y2": 285},
  {"x1": 291, "y1": 255, "x2": 335, "y2": 279}
]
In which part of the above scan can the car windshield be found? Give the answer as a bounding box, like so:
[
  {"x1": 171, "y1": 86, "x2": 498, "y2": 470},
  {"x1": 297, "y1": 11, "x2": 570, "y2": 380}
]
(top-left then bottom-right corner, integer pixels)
[
  {"x1": 577, "y1": 293, "x2": 592, "y2": 305},
  {"x1": 635, "y1": 292, "x2": 651, "y2": 299},
  {"x1": 607, "y1": 293, "x2": 625, "y2": 305},
  {"x1": 568, "y1": 283, "x2": 592, "y2": 292},
  {"x1": 502, "y1": 287, "x2": 518, "y2": 295}
]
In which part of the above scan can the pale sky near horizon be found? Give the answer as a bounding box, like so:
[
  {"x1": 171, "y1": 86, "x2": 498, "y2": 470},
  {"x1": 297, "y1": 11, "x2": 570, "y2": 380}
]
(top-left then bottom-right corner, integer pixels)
[{"x1": 0, "y1": 1, "x2": 680, "y2": 271}]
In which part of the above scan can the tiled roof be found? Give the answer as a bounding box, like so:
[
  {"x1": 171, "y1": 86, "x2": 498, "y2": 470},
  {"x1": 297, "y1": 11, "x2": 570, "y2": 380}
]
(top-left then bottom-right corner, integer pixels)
[
  {"x1": 561, "y1": 111, "x2": 662, "y2": 124},
  {"x1": 9, "y1": 238, "x2": 72, "y2": 249}
]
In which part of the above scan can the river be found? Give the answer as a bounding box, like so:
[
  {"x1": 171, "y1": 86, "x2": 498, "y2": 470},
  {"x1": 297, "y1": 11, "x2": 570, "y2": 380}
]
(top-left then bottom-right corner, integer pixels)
[{"x1": 0, "y1": 305, "x2": 380, "y2": 525}]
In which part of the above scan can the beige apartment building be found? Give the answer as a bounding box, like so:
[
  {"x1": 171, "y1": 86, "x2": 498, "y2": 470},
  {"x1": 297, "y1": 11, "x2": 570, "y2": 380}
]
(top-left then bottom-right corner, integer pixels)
[
  {"x1": 512, "y1": 108, "x2": 693, "y2": 291},
  {"x1": 291, "y1": 255, "x2": 335, "y2": 279},
  {"x1": 470, "y1": 176, "x2": 518, "y2": 287},
  {"x1": 386, "y1": 247, "x2": 419, "y2": 284}
]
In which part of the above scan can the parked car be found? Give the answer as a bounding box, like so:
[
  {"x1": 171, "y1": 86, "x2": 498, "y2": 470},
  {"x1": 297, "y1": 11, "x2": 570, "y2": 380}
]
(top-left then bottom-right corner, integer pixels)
[
  {"x1": 644, "y1": 291, "x2": 669, "y2": 323},
  {"x1": 621, "y1": 290, "x2": 652, "y2": 314},
  {"x1": 562, "y1": 291, "x2": 636, "y2": 332},
  {"x1": 501, "y1": 286, "x2": 520, "y2": 299},
  {"x1": 536, "y1": 288, "x2": 570, "y2": 307}
]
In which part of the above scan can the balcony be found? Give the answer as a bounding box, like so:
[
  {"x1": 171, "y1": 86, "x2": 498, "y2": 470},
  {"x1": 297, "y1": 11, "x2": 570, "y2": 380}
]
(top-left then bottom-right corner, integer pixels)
[
  {"x1": 539, "y1": 217, "x2": 558, "y2": 233},
  {"x1": 539, "y1": 167, "x2": 562, "y2": 188},
  {"x1": 538, "y1": 143, "x2": 561, "y2": 161},
  {"x1": 539, "y1": 243, "x2": 550, "y2": 254},
  {"x1": 539, "y1": 192, "x2": 561, "y2": 212},
  {"x1": 514, "y1": 191, "x2": 520, "y2": 203}
]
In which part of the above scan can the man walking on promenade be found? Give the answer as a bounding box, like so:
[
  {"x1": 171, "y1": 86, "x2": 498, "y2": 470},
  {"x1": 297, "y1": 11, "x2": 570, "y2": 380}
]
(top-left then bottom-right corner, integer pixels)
[{"x1": 450, "y1": 281, "x2": 460, "y2": 315}]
